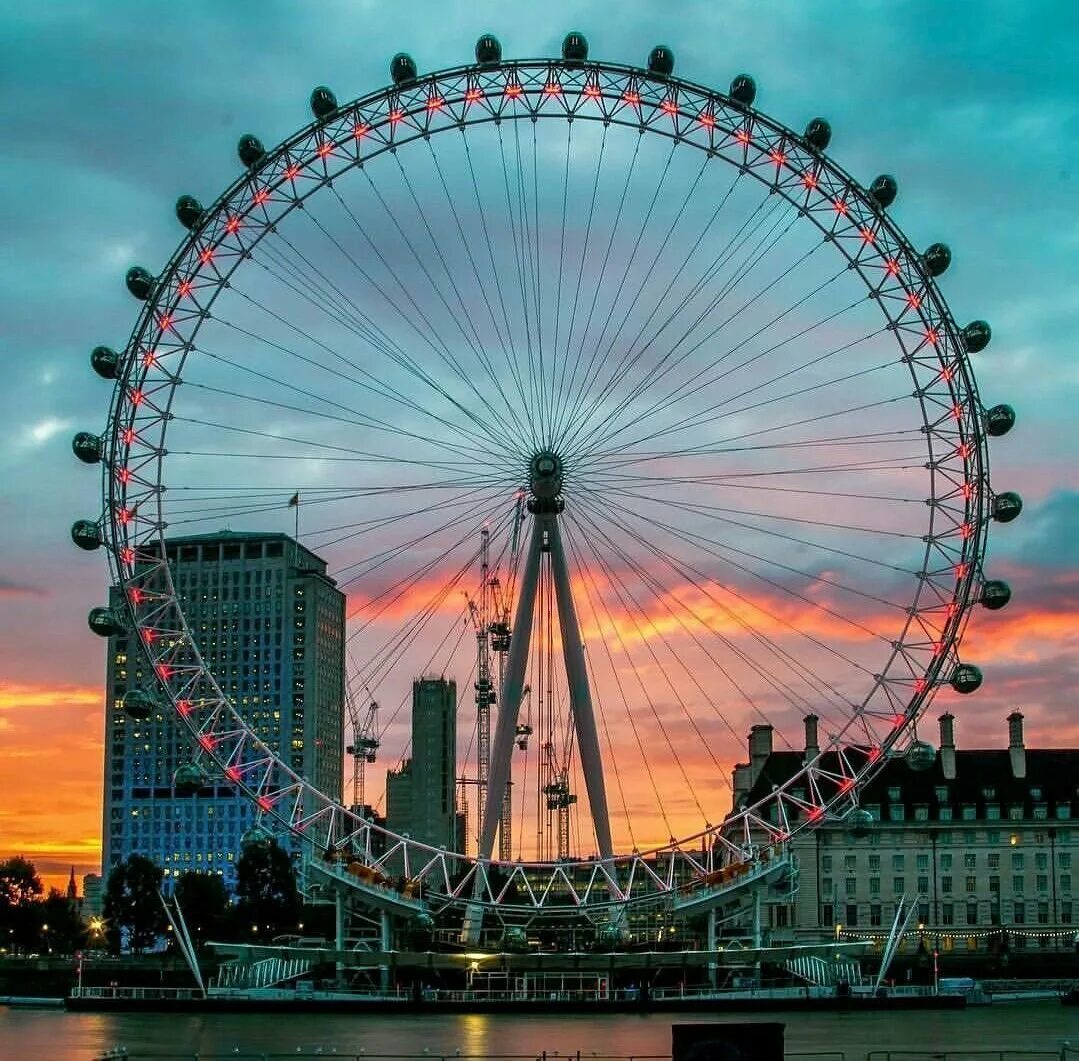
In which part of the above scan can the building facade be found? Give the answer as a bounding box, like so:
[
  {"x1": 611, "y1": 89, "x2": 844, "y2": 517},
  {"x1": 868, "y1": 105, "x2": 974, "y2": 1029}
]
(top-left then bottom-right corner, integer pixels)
[
  {"x1": 733, "y1": 713, "x2": 1077, "y2": 959},
  {"x1": 101, "y1": 531, "x2": 345, "y2": 890},
  {"x1": 386, "y1": 677, "x2": 459, "y2": 850}
]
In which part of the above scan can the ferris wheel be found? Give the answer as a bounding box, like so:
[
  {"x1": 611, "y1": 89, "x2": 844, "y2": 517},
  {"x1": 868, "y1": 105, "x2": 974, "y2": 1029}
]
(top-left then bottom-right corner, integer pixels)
[{"x1": 72, "y1": 33, "x2": 1020, "y2": 930}]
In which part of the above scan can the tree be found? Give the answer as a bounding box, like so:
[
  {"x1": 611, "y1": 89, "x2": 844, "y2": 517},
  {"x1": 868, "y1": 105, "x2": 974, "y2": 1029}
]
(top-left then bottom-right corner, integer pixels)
[
  {"x1": 234, "y1": 839, "x2": 300, "y2": 939},
  {"x1": 0, "y1": 856, "x2": 43, "y2": 952},
  {"x1": 38, "y1": 888, "x2": 86, "y2": 955},
  {"x1": 173, "y1": 872, "x2": 229, "y2": 948},
  {"x1": 103, "y1": 855, "x2": 166, "y2": 954}
]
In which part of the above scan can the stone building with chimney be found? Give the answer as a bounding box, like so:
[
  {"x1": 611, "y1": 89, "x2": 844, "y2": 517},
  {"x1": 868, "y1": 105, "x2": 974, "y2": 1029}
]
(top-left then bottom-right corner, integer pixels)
[{"x1": 730, "y1": 713, "x2": 1078, "y2": 963}]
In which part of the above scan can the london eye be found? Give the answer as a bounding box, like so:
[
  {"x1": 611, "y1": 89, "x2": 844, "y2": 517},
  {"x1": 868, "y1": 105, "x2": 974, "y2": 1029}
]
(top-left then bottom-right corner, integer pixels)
[{"x1": 72, "y1": 33, "x2": 1020, "y2": 938}]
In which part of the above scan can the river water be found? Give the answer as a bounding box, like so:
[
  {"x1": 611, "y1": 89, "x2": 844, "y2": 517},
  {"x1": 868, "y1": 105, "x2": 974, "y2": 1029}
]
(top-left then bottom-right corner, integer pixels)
[{"x1": 0, "y1": 1003, "x2": 1076, "y2": 1060}]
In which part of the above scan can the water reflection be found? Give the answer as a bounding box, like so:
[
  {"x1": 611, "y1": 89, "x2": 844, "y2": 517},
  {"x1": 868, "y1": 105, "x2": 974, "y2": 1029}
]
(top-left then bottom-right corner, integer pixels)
[{"x1": 0, "y1": 1003, "x2": 1074, "y2": 1060}]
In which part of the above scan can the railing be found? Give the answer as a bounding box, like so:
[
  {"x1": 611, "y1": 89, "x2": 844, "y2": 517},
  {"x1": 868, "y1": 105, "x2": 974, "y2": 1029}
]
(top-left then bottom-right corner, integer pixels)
[
  {"x1": 867, "y1": 1052, "x2": 1074, "y2": 1061},
  {"x1": 73, "y1": 985, "x2": 203, "y2": 1001},
  {"x1": 214, "y1": 956, "x2": 312, "y2": 991}
]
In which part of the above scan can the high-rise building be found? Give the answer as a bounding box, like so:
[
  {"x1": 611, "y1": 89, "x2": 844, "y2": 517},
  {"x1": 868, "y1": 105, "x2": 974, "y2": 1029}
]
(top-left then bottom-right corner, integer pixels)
[
  {"x1": 101, "y1": 531, "x2": 345, "y2": 890},
  {"x1": 386, "y1": 677, "x2": 458, "y2": 850}
]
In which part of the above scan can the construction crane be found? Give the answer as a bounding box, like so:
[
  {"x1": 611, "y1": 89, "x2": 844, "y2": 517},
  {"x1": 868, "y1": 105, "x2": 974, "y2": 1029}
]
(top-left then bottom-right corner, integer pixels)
[{"x1": 345, "y1": 698, "x2": 379, "y2": 815}]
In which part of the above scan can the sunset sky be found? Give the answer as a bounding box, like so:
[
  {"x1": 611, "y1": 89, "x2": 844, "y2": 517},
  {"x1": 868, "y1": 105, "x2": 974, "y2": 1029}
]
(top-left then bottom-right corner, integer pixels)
[{"x1": 1, "y1": 1, "x2": 1077, "y2": 892}]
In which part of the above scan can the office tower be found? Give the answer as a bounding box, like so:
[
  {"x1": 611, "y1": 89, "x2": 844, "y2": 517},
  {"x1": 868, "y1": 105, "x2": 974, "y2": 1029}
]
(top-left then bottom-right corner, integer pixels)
[
  {"x1": 101, "y1": 531, "x2": 345, "y2": 890},
  {"x1": 385, "y1": 677, "x2": 458, "y2": 850}
]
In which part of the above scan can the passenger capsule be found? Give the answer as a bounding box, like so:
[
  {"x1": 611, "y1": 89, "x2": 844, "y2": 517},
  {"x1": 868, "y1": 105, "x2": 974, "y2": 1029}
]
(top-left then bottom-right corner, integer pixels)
[
  {"x1": 962, "y1": 319, "x2": 992, "y2": 353},
  {"x1": 950, "y1": 663, "x2": 983, "y2": 695},
  {"x1": 923, "y1": 242, "x2": 952, "y2": 277},
  {"x1": 173, "y1": 762, "x2": 205, "y2": 796},
  {"x1": 71, "y1": 519, "x2": 102, "y2": 551},
  {"x1": 993, "y1": 491, "x2": 1023, "y2": 523},
  {"x1": 237, "y1": 134, "x2": 266, "y2": 168},
  {"x1": 91, "y1": 345, "x2": 120, "y2": 379},
  {"x1": 648, "y1": 45, "x2": 675, "y2": 76},
  {"x1": 846, "y1": 808, "x2": 874, "y2": 838},
  {"x1": 122, "y1": 688, "x2": 155, "y2": 721},
  {"x1": 175, "y1": 195, "x2": 204, "y2": 230},
  {"x1": 803, "y1": 117, "x2": 831, "y2": 151},
  {"x1": 562, "y1": 31, "x2": 588, "y2": 64},
  {"x1": 869, "y1": 174, "x2": 898, "y2": 209},
  {"x1": 980, "y1": 579, "x2": 1012, "y2": 610},
  {"x1": 125, "y1": 266, "x2": 154, "y2": 301},
  {"x1": 310, "y1": 85, "x2": 338, "y2": 119},
  {"x1": 985, "y1": 403, "x2": 1016, "y2": 437},
  {"x1": 475, "y1": 33, "x2": 502, "y2": 66},
  {"x1": 241, "y1": 825, "x2": 273, "y2": 847},
  {"x1": 906, "y1": 741, "x2": 937, "y2": 772},
  {"x1": 729, "y1": 74, "x2": 756, "y2": 106},
  {"x1": 390, "y1": 52, "x2": 418, "y2": 85},
  {"x1": 72, "y1": 432, "x2": 103, "y2": 464},
  {"x1": 88, "y1": 606, "x2": 123, "y2": 637}
]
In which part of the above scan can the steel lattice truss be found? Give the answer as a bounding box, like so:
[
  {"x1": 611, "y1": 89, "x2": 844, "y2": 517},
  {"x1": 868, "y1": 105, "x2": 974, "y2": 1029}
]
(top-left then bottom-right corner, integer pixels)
[{"x1": 95, "y1": 55, "x2": 996, "y2": 917}]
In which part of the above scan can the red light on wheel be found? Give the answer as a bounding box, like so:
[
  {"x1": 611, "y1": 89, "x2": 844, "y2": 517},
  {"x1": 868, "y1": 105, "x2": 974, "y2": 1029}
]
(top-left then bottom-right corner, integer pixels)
[
  {"x1": 225, "y1": 217, "x2": 240, "y2": 235},
  {"x1": 769, "y1": 149, "x2": 786, "y2": 167},
  {"x1": 177, "y1": 700, "x2": 193, "y2": 717},
  {"x1": 156, "y1": 663, "x2": 172, "y2": 681},
  {"x1": 120, "y1": 547, "x2": 135, "y2": 567},
  {"x1": 961, "y1": 481, "x2": 973, "y2": 500},
  {"x1": 389, "y1": 109, "x2": 404, "y2": 124},
  {"x1": 464, "y1": 89, "x2": 482, "y2": 105},
  {"x1": 117, "y1": 467, "x2": 132, "y2": 484},
  {"x1": 833, "y1": 198, "x2": 849, "y2": 216},
  {"x1": 177, "y1": 280, "x2": 192, "y2": 298},
  {"x1": 661, "y1": 98, "x2": 678, "y2": 116},
  {"x1": 257, "y1": 796, "x2": 273, "y2": 812},
  {"x1": 142, "y1": 350, "x2": 156, "y2": 368},
  {"x1": 622, "y1": 91, "x2": 640, "y2": 106},
  {"x1": 925, "y1": 328, "x2": 939, "y2": 345},
  {"x1": 225, "y1": 765, "x2": 241, "y2": 782},
  {"x1": 914, "y1": 678, "x2": 927, "y2": 694},
  {"x1": 353, "y1": 123, "x2": 370, "y2": 139},
  {"x1": 891, "y1": 713, "x2": 905, "y2": 728},
  {"x1": 859, "y1": 227, "x2": 876, "y2": 245},
  {"x1": 130, "y1": 389, "x2": 143, "y2": 406},
  {"x1": 543, "y1": 83, "x2": 562, "y2": 96},
  {"x1": 583, "y1": 83, "x2": 601, "y2": 99},
  {"x1": 316, "y1": 142, "x2": 333, "y2": 158},
  {"x1": 198, "y1": 734, "x2": 216, "y2": 752},
  {"x1": 142, "y1": 628, "x2": 156, "y2": 644},
  {"x1": 253, "y1": 188, "x2": 270, "y2": 205},
  {"x1": 504, "y1": 83, "x2": 522, "y2": 99},
  {"x1": 121, "y1": 428, "x2": 135, "y2": 446},
  {"x1": 284, "y1": 164, "x2": 301, "y2": 180},
  {"x1": 426, "y1": 95, "x2": 445, "y2": 111},
  {"x1": 839, "y1": 777, "x2": 855, "y2": 793},
  {"x1": 698, "y1": 111, "x2": 716, "y2": 129},
  {"x1": 868, "y1": 747, "x2": 882, "y2": 763},
  {"x1": 199, "y1": 248, "x2": 215, "y2": 265},
  {"x1": 157, "y1": 315, "x2": 172, "y2": 333},
  {"x1": 801, "y1": 171, "x2": 818, "y2": 190},
  {"x1": 808, "y1": 806, "x2": 824, "y2": 822},
  {"x1": 885, "y1": 258, "x2": 900, "y2": 277},
  {"x1": 906, "y1": 291, "x2": 922, "y2": 310}
]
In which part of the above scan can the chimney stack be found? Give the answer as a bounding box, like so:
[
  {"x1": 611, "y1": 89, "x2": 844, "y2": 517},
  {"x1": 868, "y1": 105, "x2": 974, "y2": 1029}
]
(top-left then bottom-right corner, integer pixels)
[
  {"x1": 732, "y1": 762, "x2": 752, "y2": 809},
  {"x1": 748, "y1": 724, "x2": 773, "y2": 786},
  {"x1": 804, "y1": 714, "x2": 820, "y2": 760},
  {"x1": 1007, "y1": 711, "x2": 1026, "y2": 779},
  {"x1": 938, "y1": 713, "x2": 957, "y2": 780}
]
